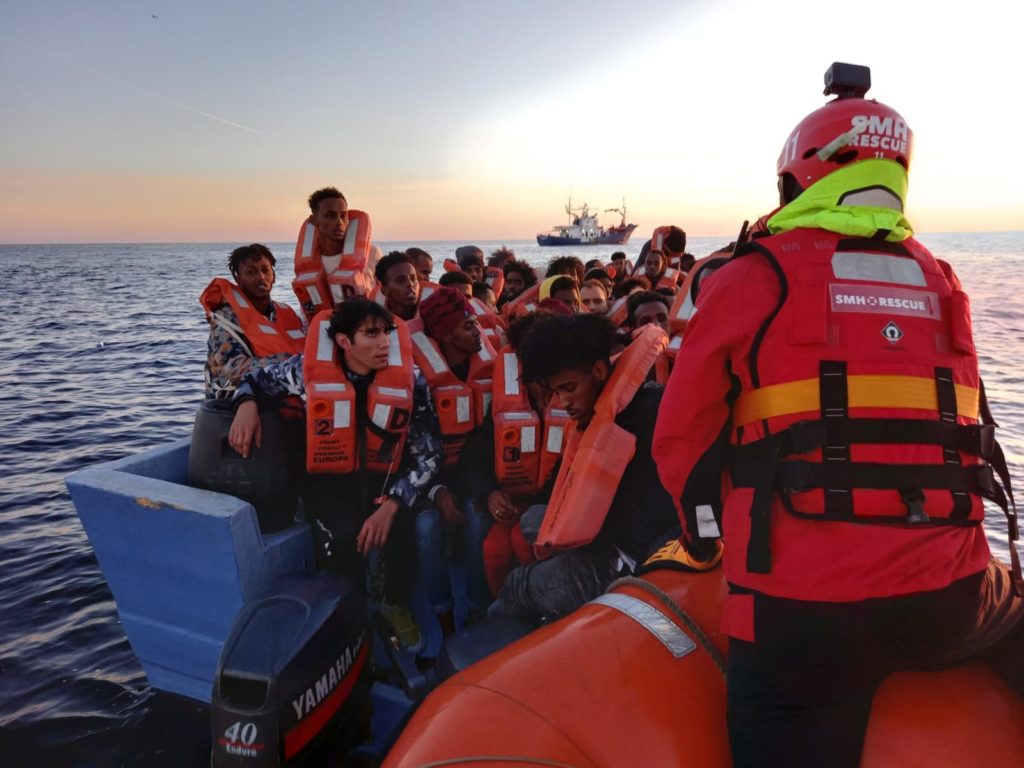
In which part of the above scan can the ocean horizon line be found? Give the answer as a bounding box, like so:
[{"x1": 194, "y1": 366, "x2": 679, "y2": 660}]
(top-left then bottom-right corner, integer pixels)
[{"x1": 2, "y1": 230, "x2": 1023, "y2": 248}]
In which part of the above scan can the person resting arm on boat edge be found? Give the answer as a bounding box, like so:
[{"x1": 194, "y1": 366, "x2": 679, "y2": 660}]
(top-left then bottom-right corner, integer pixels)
[
  {"x1": 201, "y1": 243, "x2": 305, "y2": 400},
  {"x1": 487, "y1": 314, "x2": 679, "y2": 625},
  {"x1": 229, "y1": 297, "x2": 443, "y2": 651}
]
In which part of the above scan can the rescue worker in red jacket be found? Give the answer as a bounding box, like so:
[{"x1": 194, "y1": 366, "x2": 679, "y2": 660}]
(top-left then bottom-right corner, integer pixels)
[{"x1": 650, "y1": 63, "x2": 1024, "y2": 767}]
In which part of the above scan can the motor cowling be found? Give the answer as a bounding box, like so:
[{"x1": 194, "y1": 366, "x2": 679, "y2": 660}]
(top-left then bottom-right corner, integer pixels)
[{"x1": 211, "y1": 572, "x2": 371, "y2": 767}]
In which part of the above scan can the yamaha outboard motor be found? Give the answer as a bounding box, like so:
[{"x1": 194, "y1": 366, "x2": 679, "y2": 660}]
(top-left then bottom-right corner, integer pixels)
[
  {"x1": 211, "y1": 572, "x2": 370, "y2": 767},
  {"x1": 188, "y1": 399, "x2": 303, "y2": 533}
]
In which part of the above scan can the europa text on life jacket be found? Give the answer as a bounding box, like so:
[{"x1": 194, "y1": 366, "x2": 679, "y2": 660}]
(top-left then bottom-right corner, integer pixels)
[{"x1": 303, "y1": 311, "x2": 415, "y2": 474}]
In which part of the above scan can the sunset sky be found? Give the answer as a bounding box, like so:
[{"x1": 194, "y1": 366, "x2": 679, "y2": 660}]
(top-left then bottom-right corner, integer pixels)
[{"x1": 1, "y1": 0, "x2": 1020, "y2": 243}]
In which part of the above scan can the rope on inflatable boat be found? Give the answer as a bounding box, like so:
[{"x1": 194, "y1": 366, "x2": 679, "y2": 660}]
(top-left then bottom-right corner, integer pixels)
[{"x1": 606, "y1": 575, "x2": 727, "y2": 677}]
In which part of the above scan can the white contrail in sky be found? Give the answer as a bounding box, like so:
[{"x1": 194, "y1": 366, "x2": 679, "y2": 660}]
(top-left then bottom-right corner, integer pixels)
[
  {"x1": 156, "y1": 95, "x2": 261, "y2": 135},
  {"x1": 80, "y1": 63, "x2": 262, "y2": 136}
]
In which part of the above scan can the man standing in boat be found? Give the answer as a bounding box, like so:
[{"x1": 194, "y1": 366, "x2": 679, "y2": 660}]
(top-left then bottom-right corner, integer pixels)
[
  {"x1": 651, "y1": 63, "x2": 1024, "y2": 766},
  {"x1": 228, "y1": 297, "x2": 443, "y2": 652}
]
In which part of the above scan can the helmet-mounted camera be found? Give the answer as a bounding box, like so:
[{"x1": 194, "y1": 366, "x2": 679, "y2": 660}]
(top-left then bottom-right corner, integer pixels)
[{"x1": 823, "y1": 62, "x2": 871, "y2": 99}]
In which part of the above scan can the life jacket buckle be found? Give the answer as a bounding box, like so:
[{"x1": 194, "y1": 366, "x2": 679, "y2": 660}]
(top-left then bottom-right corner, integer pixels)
[{"x1": 899, "y1": 488, "x2": 930, "y2": 525}]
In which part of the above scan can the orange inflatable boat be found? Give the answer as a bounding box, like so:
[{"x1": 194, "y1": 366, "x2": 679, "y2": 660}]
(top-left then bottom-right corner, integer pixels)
[{"x1": 384, "y1": 567, "x2": 1024, "y2": 767}]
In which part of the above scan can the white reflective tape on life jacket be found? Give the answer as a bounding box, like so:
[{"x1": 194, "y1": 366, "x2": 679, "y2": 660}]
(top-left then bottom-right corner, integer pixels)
[
  {"x1": 313, "y1": 382, "x2": 347, "y2": 393},
  {"x1": 411, "y1": 332, "x2": 448, "y2": 376},
  {"x1": 317, "y1": 324, "x2": 335, "y2": 362},
  {"x1": 502, "y1": 412, "x2": 533, "y2": 421},
  {"x1": 503, "y1": 353, "x2": 520, "y2": 396},
  {"x1": 695, "y1": 504, "x2": 721, "y2": 539},
  {"x1": 232, "y1": 289, "x2": 250, "y2": 309},
  {"x1": 378, "y1": 387, "x2": 410, "y2": 399},
  {"x1": 831, "y1": 252, "x2": 926, "y2": 287},
  {"x1": 343, "y1": 217, "x2": 360, "y2": 256},
  {"x1": 301, "y1": 222, "x2": 316, "y2": 259},
  {"x1": 669, "y1": 335, "x2": 683, "y2": 350},
  {"x1": 257, "y1": 324, "x2": 277, "y2": 335},
  {"x1": 477, "y1": 344, "x2": 493, "y2": 363},
  {"x1": 334, "y1": 400, "x2": 351, "y2": 429},
  {"x1": 387, "y1": 329, "x2": 404, "y2": 367},
  {"x1": 653, "y1": 231, "x2": 664, "y2": 251},
  {"x1": 287, "y1": 329, "x2": 305, "y2": 339},
  {"x1": 307, "y1": 285, "x2": 323, "y2": 308},
  {"x1": 546, "y1": 425, "x2": 564, "y2": 454},
  {"x1": 482, "y1": 391, "x2": 492, "y2": 415},
  {"x1": 421, "y1": 285, "x2": 435, "y2": 301},
  {"x1": 456, "y1": 394, "x2": 471, "y2": 424},
  {"x1": 329, "y1": 283, "x2": 346, "y2": 304},
  {"x1": 664, "y1": 268, "x2": 679, "y2": 281},
  {"x1": 525, "y1": 302, "x2": 537, "y2": 313},
  {"x1": 372, "y1": 403, "x2": 391, "y2": 429},
  {"x1": 521, "y1": 425, "x2": 536, "y2": 453}
]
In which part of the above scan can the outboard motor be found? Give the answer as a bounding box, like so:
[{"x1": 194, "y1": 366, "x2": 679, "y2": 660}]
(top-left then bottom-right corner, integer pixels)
[
  {"x1": 188, "y1": 399, "x2": 303, "y2": 532},
  {"x1": 211, "y1": 572, "x2": 371, "y2": 767}
]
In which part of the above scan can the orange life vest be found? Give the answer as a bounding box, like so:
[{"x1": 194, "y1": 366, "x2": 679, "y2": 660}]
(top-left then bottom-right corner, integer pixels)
[
  {"x1": 502, "y1": 283, "x2": 541, "y2": 322},
  {"x1": 723, "y1": 230, "x2": 1017, "y2": 579},
  {"x1": 535, "y1": 325, "x2": 669, "y2": 558},
  {"x1": 491, "y1": 346, "x2": 570, "y2": 498},
  {"x1": 606, "y1": 295, "x2": 629, "y2": 327},
  {"x1": 303, "y1": 312, "x2": 415, "y2": 475},
  {"x1": 651, "y1": 225, "x2": 687, "y2": 270},
  {"x1": 410, "y1": 327, "x2": 496, "y2": 466},
  {"x1": 292, "y1": 210, "x2": 377, "y2": 320},
  {"x1": 665, "y1": 252, "x2": 732, "y2": 360},
  {"x1": 654, "y1": 266, "x2": 683, "y2": 293},
  {"x1": 200, "y1": 277, "x2": 305, "y2": 358},
  {"x1": 484, "y1": 265, "x2": 505, "y2": 299}
]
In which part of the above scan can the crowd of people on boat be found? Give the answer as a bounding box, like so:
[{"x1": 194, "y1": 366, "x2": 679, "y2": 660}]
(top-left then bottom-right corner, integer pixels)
[{"x1": 194, "y1": 65, "x2": 1024, "y2": 767}]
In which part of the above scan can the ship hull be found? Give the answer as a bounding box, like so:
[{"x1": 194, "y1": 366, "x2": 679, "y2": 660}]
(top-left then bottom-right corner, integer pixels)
[{"x1": 536, "y1": 224, "x2": 637, "y2": 247}]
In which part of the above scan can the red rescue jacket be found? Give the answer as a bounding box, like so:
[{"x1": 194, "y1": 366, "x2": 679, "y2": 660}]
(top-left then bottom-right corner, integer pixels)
[{"x1": 653, "y1": 229, "x2": 1016, "y2": 638}]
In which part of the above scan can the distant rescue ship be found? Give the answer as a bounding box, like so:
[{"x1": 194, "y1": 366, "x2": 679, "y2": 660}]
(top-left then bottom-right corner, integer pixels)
[{"x1": 536, "y1": 197, "x2": 637, "y2": 246}]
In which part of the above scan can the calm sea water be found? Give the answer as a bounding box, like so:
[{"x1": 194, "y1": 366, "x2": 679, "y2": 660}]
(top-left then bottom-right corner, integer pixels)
[{"x1": 1, "y1": 234, "x2": 1022, "y2": 766}]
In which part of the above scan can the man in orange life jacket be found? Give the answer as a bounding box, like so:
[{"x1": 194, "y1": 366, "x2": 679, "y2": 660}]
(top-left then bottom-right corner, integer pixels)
[
  {"x1": 229, "y1": 298, "x2": 443, "y2": 650},
  {"x1": 412, "y1": 288, "x2": 495, "y2": 630},
  {"x1": 438, "y1": 270, "x2": 473, "y2": 299},
  {"x1": 375, "y1": 251, "x2": 420, "y2": 322},
  {"x1": 626, "y1": 290, "x2": 670, "y2": 334},
  {"x1": 455, "y1": 246, "x2": 486, "y2": 283},
  {"x1": 407, "y1": 247, "x2": 434, "y2": 285},
  {"x1": 650, "y1": 63, "x2": 1024, "y2": 766},
  {"x1": 500, "y1": 261, "x2": 537, "y2": 309},
  {"x1": 489, "y1": 314, "x2": 678, "y2": 625},
  {"x1": 201, "y1": 243, "x2": 305, "y2": 399}
]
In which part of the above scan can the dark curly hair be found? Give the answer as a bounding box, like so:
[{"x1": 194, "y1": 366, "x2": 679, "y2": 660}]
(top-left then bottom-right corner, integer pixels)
[
  {"x1": 228, "y1": 243, "x2": 275, "y2": 278},
  {"x1": 308, "y1": 186, "x2": 346, "y2": 215},
  {"x1": 374, "y1": 250, "x2": 416, "y2": 286},
  {"x1": 518, "y1": 313, "x2": 619, "y2": 384}
]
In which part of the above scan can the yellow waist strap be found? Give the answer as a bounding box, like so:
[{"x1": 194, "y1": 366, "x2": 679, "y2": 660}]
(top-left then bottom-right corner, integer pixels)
[{"x1": 734, "y1": 375, "x2": 979, "y2": 428}]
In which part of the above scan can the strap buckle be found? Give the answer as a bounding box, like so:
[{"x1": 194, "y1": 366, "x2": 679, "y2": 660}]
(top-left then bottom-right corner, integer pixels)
[{"x1": 899, "y1": 488, "x2": 930, "y2": 525}]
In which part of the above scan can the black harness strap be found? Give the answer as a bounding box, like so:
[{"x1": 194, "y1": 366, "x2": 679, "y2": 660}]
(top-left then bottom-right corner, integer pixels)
[
  {"x1": 935, "y1": 367, "x2": 974, "y2": 521},
  {"x1": 820, "y1": 361, "x2": 853, "y2": 519}
]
